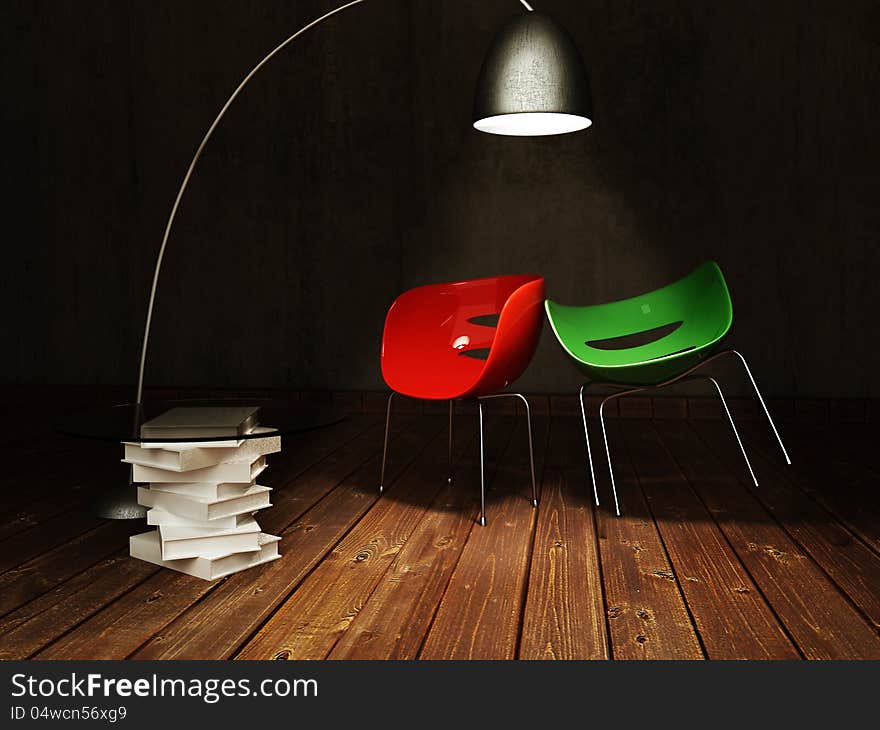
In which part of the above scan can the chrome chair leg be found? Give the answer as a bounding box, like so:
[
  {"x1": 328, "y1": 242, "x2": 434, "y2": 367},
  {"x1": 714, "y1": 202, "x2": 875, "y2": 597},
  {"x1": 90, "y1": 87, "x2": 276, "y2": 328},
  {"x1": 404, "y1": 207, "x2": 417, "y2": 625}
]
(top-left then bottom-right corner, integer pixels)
[
  {"x1": 581, "y1": 348, "x2": 788, "y2": 517},
  {"x1": 511, "y1": 393, "x2": 539, "y2": 507},
  {"x1": 705, "y1": 376, "x2": 759, "y2": 487},
  {"x1": 447, "y1": 400, "x2": 454, "y2": 485},
  {"x1": 477, "y1": 393, "x2": 539, "y2": 511},
  {"x1": 578, "y1": 383, "x2": 600, "y2": 507},
  {"x1": 378, "y1": 392, "x2": 394, "y2": 495},
  {"x1": 598, "y1": 396, "x2": 622, "y2": 517},
  {"x1": 730, "y1": 350, "x2": 792, "y2": 465},
  {"x1": 478, "y1": 399, "x2": 487, "y2": 526}
]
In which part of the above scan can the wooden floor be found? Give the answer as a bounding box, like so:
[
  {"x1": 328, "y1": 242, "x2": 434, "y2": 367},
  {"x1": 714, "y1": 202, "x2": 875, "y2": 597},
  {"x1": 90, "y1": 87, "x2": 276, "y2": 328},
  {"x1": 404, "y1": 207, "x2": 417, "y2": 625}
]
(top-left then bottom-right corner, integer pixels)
[{"x1": 2, "y1": 407, "x2": 880, "y2": 660}]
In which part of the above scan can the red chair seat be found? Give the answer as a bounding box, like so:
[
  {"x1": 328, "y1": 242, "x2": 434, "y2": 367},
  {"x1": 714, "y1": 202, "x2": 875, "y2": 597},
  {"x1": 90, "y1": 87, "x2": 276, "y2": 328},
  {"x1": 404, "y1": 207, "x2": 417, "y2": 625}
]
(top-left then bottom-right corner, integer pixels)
[{"x1": 381, "y1": 275, "x2": 545, "y2": 400}]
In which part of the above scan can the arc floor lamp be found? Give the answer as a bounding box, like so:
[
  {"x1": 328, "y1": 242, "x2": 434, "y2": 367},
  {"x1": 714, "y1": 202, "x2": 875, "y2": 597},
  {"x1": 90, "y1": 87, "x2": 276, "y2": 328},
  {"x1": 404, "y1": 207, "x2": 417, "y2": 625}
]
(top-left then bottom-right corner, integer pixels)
[
  {"x1": 135, "y1": 0, "x2": 592, "y2": 407},
  {"x1": 114, "y1": 1, "x2": 592, "y2": 517}
]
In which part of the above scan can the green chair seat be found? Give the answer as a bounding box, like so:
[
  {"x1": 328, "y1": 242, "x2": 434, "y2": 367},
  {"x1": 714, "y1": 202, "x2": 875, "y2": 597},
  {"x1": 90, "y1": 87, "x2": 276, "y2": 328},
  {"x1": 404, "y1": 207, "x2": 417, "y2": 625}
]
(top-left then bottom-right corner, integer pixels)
[
  {"x1": 544, "y1": 260, "x2": 790, "y2": 518},
  {"x1": 545, "y1": 261, "x2": 732, "y2": 385}
]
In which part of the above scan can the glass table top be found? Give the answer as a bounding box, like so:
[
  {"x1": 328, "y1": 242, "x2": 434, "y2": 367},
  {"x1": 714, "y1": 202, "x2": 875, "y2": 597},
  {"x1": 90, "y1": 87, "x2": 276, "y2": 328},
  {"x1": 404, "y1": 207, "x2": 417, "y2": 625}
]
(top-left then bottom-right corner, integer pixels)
[{"x1": 57, "y1": 398, "x2": 346, "y2": 444}]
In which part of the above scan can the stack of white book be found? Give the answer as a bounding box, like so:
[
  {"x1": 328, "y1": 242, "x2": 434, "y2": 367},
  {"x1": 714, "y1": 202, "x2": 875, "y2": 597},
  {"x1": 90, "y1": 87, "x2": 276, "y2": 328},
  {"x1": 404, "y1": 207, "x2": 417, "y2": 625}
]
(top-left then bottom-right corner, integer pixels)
[{"x1": 127, "y1": 406, "x2": 282, "y2": 580}]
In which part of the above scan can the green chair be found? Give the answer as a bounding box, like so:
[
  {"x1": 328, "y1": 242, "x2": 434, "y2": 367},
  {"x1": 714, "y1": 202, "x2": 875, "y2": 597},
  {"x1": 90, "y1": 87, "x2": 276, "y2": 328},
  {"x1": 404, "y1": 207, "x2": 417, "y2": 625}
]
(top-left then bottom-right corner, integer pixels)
[{"x1": 545, "y1": 261, "x2": 790, "y2": 515}]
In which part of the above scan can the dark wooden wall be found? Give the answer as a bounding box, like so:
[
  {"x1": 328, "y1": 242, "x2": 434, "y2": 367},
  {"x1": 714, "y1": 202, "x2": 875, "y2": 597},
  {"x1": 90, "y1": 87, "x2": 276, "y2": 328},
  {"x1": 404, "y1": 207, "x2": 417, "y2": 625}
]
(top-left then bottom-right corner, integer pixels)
[{"x1": 2, "y1": 0, "x2": 879, "y2": 397}]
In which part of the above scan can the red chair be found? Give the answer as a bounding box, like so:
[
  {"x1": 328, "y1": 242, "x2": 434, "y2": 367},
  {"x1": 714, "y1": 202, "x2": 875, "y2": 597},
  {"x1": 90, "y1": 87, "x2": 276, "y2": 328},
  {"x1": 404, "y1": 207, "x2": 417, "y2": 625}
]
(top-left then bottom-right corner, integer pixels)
[{"x1": 379, "y1": 274, "x2": 546, "y2": 525}]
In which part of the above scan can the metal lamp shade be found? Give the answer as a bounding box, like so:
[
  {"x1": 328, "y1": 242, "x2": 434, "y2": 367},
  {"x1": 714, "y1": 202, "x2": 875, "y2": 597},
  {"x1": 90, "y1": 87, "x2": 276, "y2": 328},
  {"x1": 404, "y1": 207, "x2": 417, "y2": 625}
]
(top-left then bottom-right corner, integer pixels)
[{"x1": 473, "y1": 12, "x2": 592, "y2": 136}]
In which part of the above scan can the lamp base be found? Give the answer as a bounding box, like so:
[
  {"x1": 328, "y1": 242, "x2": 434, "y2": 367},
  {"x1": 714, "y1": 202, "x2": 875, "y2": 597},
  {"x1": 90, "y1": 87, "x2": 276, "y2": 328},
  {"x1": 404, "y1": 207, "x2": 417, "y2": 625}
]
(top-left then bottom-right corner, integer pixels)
[{"x1": 94, "y1": 486, "x2": 147, "y2": 520}]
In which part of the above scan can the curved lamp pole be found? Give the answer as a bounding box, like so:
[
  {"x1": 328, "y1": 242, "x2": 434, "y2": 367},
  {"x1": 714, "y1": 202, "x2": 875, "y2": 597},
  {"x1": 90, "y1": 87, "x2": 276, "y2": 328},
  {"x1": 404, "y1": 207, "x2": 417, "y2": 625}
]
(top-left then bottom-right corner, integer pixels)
[
  {"x1": 135, "y1": 0, "x2": 589, "y2": 406},
  {"x1": 106, "y1": 0, "x2": 590, "y2": 519},
  {"x1": 135, "y1": 0, "x2": 534, "y2": 405},
  {"x1": 136, "y1": 0, "x2": 366, "y2": 406}
]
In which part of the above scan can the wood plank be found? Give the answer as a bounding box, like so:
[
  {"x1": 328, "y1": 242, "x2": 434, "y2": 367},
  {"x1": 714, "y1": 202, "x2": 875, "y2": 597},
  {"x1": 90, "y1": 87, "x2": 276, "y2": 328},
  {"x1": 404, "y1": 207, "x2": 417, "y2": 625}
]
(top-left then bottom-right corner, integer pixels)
[
  {"x1": 519, "y1": 470, "x2": 609, "y2": 659},
  {"x1": 519, "y1": 413, "x2": 608, "y2": 660},
  {"x1": 790, "y1": 424, "x2": 880, "y2": 480},
  {"x1": 0, "y1": 416, "x2": 373, "y2": 622},
  {"x1": 33, "y1": 570, "x2": 217, "y2": 660},
  {"x1": 755, "y1": 421, "x2": 880, "y2": 477},
  {"x1": 829, "y1": 399, "x2": 866, "y2": 424},
  {"x1": 0, "y1": 440, "x2": 120, "y2": 514},
  {"x1": 132, "y1": 416, "x2": 439, "y2": 660},
  {"x1": 234, "y1": 415, "x2": 483, "y2": 660},
  {"x1": 257, "y1": 415, "x2": 379, "y2": 494},
  {"x1": 327, "y1": 416, "x2": 515, "y2": 660},
  {"x1": 795, "y1": 399, "x2": 829, "y2": 423},
  {"x1": 661, "y1": 420, "x2": 880, "y2": 659},
  {"x1": 0, "y1": 521, "x2": 141, "y2": 621},
  {"x1": 825, "y1": 424, "x2": 880, "y2": 473},
  {"x1": 696, "y1": 420, "x2": 880, "y2": 630},
  {"x1": 622, "y1": 421, "x2": 799, "y2": 659},
  {"x1": 742, "y1": 423, "x2": 880, "y2": 555},
  {"x1": 0, "y1": 441, "x2": 121, "y2": 542},
  {"x1": 255, "y1": 417, "x2": 384, "y2": 531},
  {"x1": 592, "y1": 419, "x2": 704, "y2": 660},
  {"x1": 0, "y1": 492, "x2": 93, "y2": 544},
  {"x1": 0, "y1": 440, "x2": 81, "y2": 483},
  {"x1": 0, "y1": 509, "x2": 106, "y2": 578},
  {"x1": 36, "y1": 416, "x2": 417, "y2": 660},
  {"x1": 417, "y1": 417, "x2": 549, "y2": 660},
  {"x1": 0, "y1": 551, "x2": 155, "y2": 659},
  {"x1": 652, "y1": 396, "x2": 688, "y2": 420},
  {"x1": 10, "y1": 400, "x2": 880, "y2": 661},
  {"x1": 618, "y1": 396, "x2": 653, "y2": 419}
]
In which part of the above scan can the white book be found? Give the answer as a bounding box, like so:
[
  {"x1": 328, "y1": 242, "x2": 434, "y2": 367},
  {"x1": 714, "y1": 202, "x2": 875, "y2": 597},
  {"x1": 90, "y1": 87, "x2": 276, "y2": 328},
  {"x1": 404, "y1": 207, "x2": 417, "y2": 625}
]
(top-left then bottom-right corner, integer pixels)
[
  {"x1": 130, "y1": 530, "x2": 281, "y2": 581},
  {"x1": 140, "y1": 406, "x2": 259, "y2": 440},
  {"x1": 135, "y1": 438, "x2": 245, "y2": 450},
  {"x1": 128, "y1": 455, "x2": 267, "y2": 484},
  {"x1": 146, "y1": 509, "x2": 258, "y2": 530},
  {"x1": 137, "y1": 485, "x2": 271, "y2": 522},
  {"x1": 149, "y1": 481, "x2": 253, "y2": 500},
  {"x1": 159, "y1": 517, "x2": 261, "y2": 560},
  {"x1": 123, "y1": 428, "x2": 280, "y2": 472}
]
